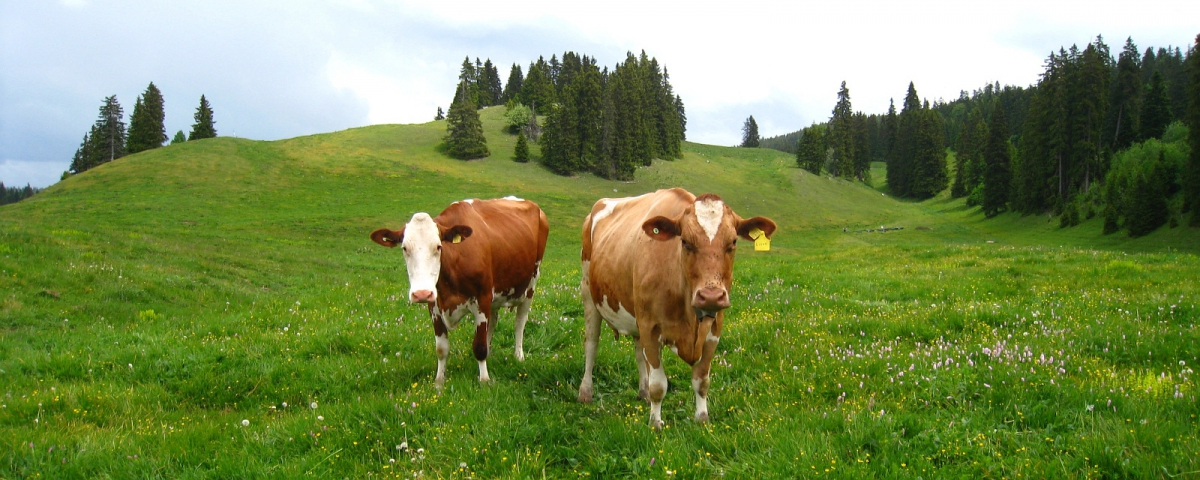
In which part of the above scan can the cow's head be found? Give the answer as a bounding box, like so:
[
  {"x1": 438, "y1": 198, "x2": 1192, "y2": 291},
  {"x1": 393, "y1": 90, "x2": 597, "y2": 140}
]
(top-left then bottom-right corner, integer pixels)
[
  {"x1": 370, "y1": 212, "x2": 473, "y2": 304},
  {"x1": 641, "y1": 194, "x2": 776, "y2": 320}
]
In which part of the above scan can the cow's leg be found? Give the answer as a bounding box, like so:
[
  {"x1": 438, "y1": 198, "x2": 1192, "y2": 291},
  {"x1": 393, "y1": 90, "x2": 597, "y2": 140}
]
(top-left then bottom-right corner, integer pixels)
[
  {"x1": 691, "y1": 329, "x2": 720, "y2": 423},
  {"x1": 513, "y1": 297, "x2": 531, "y2": 362},
  {"x1": 472, "y1": 296, "x2": 493, "y2": 383},
  {"x1": 578, "y1": 275, "x2": 601, "y2": 403},
  {"x1": 433, "y1": 314, "x2": 450, "y2": 390},
  {"x1": 641, "y1": 336, "x2": 667, "y2": 431},
  {"x1": 635, "y1": 342, "x2": 649, "y2": 401}
]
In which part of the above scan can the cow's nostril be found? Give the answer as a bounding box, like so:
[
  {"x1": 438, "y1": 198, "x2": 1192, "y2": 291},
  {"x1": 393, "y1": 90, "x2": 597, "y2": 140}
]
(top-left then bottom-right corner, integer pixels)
[{"x1": 411, "y1": 290, "x2": 435, "y2": 303}]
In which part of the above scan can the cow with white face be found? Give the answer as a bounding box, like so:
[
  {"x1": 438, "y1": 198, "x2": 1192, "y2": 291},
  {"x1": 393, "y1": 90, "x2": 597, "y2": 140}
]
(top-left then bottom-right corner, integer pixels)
[
  {"x1": 577, "y1": 188, "x2": 776, "y2": 429},
  {"x1": 371, "y1": 197, "x2": 549, "y2": 387}
]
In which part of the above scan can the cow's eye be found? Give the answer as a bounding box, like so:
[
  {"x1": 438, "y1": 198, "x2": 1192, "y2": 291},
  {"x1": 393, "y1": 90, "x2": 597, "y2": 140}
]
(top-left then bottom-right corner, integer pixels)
[
  {"x1": 436, "y1": 244, "x2": 442, "y2": 251},
  {"x1": 726, "y1": 242, "x2": 737, "y2": 253},
  {"x1": 401, "y1": 245, "x2": 408, "y2": 253},
  {"x1": 682, "y1": 240, "x2": 697, "y2": 252}
]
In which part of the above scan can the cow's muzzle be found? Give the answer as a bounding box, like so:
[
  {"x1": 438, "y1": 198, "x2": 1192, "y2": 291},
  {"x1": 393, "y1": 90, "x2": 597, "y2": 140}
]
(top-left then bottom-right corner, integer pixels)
[
  {"x1": 692, "y1": 286, "x2": 729, "y2": 313},
  {"x1": 410, "y1": 289, "x2": 436, "y2": 304}
]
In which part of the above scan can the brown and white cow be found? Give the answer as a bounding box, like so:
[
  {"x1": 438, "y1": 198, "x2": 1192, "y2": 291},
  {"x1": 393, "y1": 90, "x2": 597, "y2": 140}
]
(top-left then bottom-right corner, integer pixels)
[
  {"x1": 577, "y1": 188, "x2": 776, "y2": 429},
  {"x1": 371, "y1": 196, "x2": 549, "y2": 387}
]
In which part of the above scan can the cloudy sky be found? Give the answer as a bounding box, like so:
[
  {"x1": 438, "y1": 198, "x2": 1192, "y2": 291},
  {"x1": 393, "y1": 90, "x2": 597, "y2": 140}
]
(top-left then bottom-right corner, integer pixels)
[{"x1": 2, "y1": 0, "x2": 1197, "y2": 188}]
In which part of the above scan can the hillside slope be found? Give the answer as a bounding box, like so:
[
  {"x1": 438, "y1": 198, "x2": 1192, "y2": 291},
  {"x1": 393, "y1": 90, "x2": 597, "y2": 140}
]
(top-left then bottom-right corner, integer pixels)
[{"x1": 2, "y1": 108, "x2": 1197, "y2": 478}]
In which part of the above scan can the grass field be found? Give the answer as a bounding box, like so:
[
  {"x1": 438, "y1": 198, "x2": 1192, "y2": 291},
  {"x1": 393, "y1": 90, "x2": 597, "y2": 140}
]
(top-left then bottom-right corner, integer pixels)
[{"x1": 2, "y1": 107, "x2": 1198, "y2": 478}]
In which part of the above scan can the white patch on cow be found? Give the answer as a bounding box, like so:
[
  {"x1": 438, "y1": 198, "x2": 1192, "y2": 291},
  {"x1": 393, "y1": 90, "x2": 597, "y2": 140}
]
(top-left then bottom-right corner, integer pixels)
[
  {"x1": 503, "y1": 195, "x2": 524, "y2": 201},
  {"x1": 438, "y1": 298, "x2": 477, "y2": 330},
  {"x1": 589, "y1": 193, "x2": 649, "y2": 239},
  {"x1": 669, "y1": 345, "x2": 679, "y2": 355},
  {"x1": 403, "y1": 213, "x2": 442, "y2": 300},
  {"x1": 462, "y1": 198, "x2": 475, "y2": 204},
  {"x1": 478, "y1": 360, "x2": 490, "y2": 383},
  {"x1": 706, "y1": 332, "x2": 720, "y2": 343},
  {"x1": 597, "y1": 296, "x2": 637, "y2": 335},
  {"x1": 694, "y1": 199, "x2": 724, "y2": 242},
  {"x1": 648, "y1": 365, "x2": 668, "y2": 426},
  {"x1": 692, "y1": 377, "x2": 708, "y2": 417}
]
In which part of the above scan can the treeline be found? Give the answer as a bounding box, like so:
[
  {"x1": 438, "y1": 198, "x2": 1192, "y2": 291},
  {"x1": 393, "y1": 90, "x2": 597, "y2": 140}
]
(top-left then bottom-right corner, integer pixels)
[
  {"x1": 70, "y1": 83, "x2": 217, "y2": 175},
  {"x1": 776, "y1": 33, "x2": 1200, "y2": 234},
  {"x1": 0, "y1": 182, "x2": 40, "y2": 206},
  {"x1": 443, "y1": 51, "x2": 687, "y2": 181}
]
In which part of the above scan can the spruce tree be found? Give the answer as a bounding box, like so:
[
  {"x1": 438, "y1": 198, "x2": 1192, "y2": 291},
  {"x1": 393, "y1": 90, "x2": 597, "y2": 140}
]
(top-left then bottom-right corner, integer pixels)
[
  {"x1": 827, "y1": 81, "x2": 855, "y2": 178},
  {"x1": 1107, "y1": 38, "x2": 1142, "y2": 151},
  {"x1": 795, "y1": 125, "x2": 826, "y2": 175},
  {"x1": 95, "y1": 95, "x2": 127, "y2": 165},
  {"x1": 982, "y1": 103, "x2": 1012, "y2": 217},
  {"x1": 502, "y1": 63, "x2": 524, "y2": 104},
  {"x1": 171, "y1": 130, "x2": 186, "y2": 144},
  {"x1": 889, "y1": 83, "x2": 923, "y2": 197},
  {"x1": 69, "y1": 130, "x2": 95, "y2": 174},
  {"x1": 514, "y1": 131, "x2": 529, "y2": 163},
  {"x1": 1126, "y1": 156, "x2": 1169, "y2": 237},
  {"x1": 1140, "y1": 70, "x2": 1172, "y2": 140},
  {"x1": 675, "y1": 95, "x2": 687, "y2": 141},
  {"x1": 883, "y1": 99, "x2": 898, "y2": 189},
  {"x1": 852, "y1": 112, "x2": 871, "y2": 181},
  {"x1": 444, "y1": 85, "x2": 489, "y2": 160},
  {"x1": 953, "y1": 106, "x2": 987, "y2": 197},
  {"x1": 1187, "y1": 33, "x2": 1200, "y2": 226},
  {"x1": 741, "y1": 116, "x2": 760, "y2": 148},
  {"x1": 189, "y1": 95, "x2": 217, "y2": 140},
  {"x1": 126, "y1": 82, "x2": 167, "y2": 154},
  {"x1": 435, "y1": 107, "x2": 445, "y2": 121}
]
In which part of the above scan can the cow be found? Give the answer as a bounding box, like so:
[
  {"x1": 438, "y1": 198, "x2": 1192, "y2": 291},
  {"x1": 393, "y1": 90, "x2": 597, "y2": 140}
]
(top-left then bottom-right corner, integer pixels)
[
  {"x1": 370, "y1": 196, "x2": 549, "y2": 388},
  {"x1": 577, "y1": 188, "x2": 776, "y2": 429}
]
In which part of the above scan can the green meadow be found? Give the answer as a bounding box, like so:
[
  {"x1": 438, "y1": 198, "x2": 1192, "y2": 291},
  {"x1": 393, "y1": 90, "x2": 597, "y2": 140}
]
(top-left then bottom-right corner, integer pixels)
[{"x1": 2, "y1": 107, "x2": 1198, "y2": 478}]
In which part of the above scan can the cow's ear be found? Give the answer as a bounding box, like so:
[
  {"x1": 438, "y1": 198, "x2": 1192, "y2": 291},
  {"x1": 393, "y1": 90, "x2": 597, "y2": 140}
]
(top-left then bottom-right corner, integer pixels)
[
  {"x1": 736, "y1": 216, "x2": 777, "y2": 241},
  {"x1": 642, "y1": 216, "x2": 681, "y2": 241},
  {"x1": 440, "y1": 225, "x2": 473, "y2": 243},
  {"x1": 371, "y1": 227, "x2": 405, "y2": 247}
]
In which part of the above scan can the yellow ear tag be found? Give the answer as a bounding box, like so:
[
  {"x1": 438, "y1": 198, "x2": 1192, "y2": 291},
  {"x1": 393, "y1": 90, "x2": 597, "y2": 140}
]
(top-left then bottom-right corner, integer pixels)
[
  {"x1": 749, "y1": 228, "x2": 771, "y2": 251},
  {"x1": 452, "y1": 234, "x2": 462, "y2": 244}
]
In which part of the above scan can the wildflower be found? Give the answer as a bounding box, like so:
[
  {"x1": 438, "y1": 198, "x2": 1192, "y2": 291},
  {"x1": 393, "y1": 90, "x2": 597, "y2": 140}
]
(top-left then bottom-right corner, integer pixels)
[
  {"x1": 1086, "y1": 405, "x2": 1094, "y2": 411},
  {"x1": 398, "y1": 442, "x2": 408, "y2": 451},
  {"x1": 459, "y1": 462, "x2": 467, "y2": 469},
  {"x1": 282, "y1": 402, "x2": 287, "y2": 408},
  {"x1": 310, "y1": 402, "x2": 318, "y2": 409},
  {"x1": 389, "y1": 458, "x2": 395, "y2": 463},
  {"x1": 242, "y1": 419, "x2": 250, "y2": 427},
  {"x1": 317, "y1": 416, "x2": 324, "y2": 421}
]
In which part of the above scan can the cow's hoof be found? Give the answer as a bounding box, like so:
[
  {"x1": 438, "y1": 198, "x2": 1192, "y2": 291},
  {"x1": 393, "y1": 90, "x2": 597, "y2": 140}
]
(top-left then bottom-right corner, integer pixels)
[
  {"x1": 514, "y1": 349, "x2": 525, "y2": 362},
  {"x1": 478, "y1": 375, "x2": 493, "y2": 384},
  {"x1": 434, "y1": 378, "x2": 445, "y2": 392},
  {"x1": 638, "y1": 388, "x2": 649, "y2": 401},
  {"x1": 694, "y1": 411, "x2": 710, "y2": 423},
  {"x1": 649, "y1": 419, "x2": 664, "y2": 431},
  {"x1": 578, "y1": 387, "x2": 593, "y2": 403}
]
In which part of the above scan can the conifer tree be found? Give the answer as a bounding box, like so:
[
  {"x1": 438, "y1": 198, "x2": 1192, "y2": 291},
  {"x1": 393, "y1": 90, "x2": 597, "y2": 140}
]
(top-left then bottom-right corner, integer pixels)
[
  {"x1": 189, "y1": 95, "x2": 217, "y2": 140},
  {"x1": 456, "y1": 57, "x2": 479, "y2": 106},
  {"x1": 1107, "y1": 38, "x2": 1142, "y2": 151},
  {"x1": 1187, "y1": 33, "x2": 1200, "y2": 226},
  {"x1": 741, "y1": 116, "x2": 760, "y2": 148},
  {"x1": 514, "y1": 131, "x2": 529, "y2": 163},
  {"x1": 883, "y1": 99, "x2": 898, "y2": 184},
  {"x1": 444, "y1": 85, "x2": 489, "y2": 160},
  {"x1": 502, "y1": 63, "x2": 524, "y2": 103},
  {"x1": 908, "y1": 105, "x2": 948, "y2": 199},
  {"x1": 520, "y1": 58, "x2": 555, "y2": 115},
  {"x1": 852, "y1": 112, "x2": 871, "y2": 181},
  {"x1": 171, "y1": 130, "x2": 186, "y2": 144},
  {"x1": 1140, "y1": 70, "x2": 1172, "y2": 140},
  {"x1": 435, "y1": 107, "x2": 445, "y2": 121},
  {"x1": 982, "y1": 103, "x2": 1011, "y2": 217},
  {"x1": 889, "y1": 83, "x2": 922, "y2": 197},
  {"x1": 69, "y1": 130, "x2": 95, "y2": 174},
  {"x1": 827, "y1": 81, "x2": 855, "y2": 178},
  {"x1": 675, "y1": 95, "x2": 687, "y2": 141},
  {"x1": 795, "y1": 125, "x2": 826, "y2": 175},
  {"x1": 482, "y1": 59, "x2": 502, "y2": 106},
  {"x1": 96, "y1": 95, "x2": 127, "y2": 165},
  {"x1": 1125, "y1": 152, "x2": 1170, "y2": 236},
  {"x1": 953, "y1": 106, "x2": 987, "y2": 197},
  {"x1": 126, "y1": 82, "x2": 167, "y2": 154}
]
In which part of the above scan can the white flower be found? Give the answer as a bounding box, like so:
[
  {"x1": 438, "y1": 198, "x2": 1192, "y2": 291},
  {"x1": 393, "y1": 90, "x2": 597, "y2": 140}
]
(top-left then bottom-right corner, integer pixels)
[
  {"x1": 459, "y1": 462, "x2": 467, "y2": 468},
  {"x1": 389, "y1": 458, "x2": 396, "y2": 464},
  {"x1": 310, "y1": 402, "x2": 318, "y2": 409},
  {"x1": 281, "y1": 402, "x2": 287, "y2": 408},
  {"x1": 317, "y1": 416, "x2": 324, "y2": 421},
  {"x1": 241, "y1": 419, "x2": 250, "y2": 427},
  {"x1": 417, "y1": 448, "x2": 424, "y2": 454},
  {"x1": 1086, "y1": 405, "x2": 1094, "y2": 411},
  {"x1": 398, "y1": 442, "x2": 408, "y2": 451}
]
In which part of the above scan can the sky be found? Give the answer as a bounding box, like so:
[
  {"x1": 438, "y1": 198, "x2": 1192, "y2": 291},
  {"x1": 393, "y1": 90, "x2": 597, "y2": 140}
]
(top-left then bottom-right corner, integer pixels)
[{"x1": 2, "y1": 0, "x2": 1198, "y2": 188}]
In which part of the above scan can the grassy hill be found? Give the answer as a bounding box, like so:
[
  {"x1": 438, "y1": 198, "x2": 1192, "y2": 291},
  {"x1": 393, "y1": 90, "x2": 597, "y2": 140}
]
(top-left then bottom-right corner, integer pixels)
[{"x1": 2, "y1": 107, "x2": 1198, "y2": 477}]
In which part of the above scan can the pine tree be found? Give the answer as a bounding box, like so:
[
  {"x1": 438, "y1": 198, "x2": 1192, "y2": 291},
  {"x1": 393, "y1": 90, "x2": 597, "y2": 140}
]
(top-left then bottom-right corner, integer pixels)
[
  {"x1": 889, "y1": 83, "x2": 923, "y2": 197},
  {"x1": 1140, "y1": 70, "x2": 1172, "y2": 140},
  {"x1": 69, "y1": 130, "x2": 95, "y2": 174},
  {"x1": 172, "y1": 130, "x2": 186, "y2": 144},
  {"x1": 126, "y1": 82, "x2": 167, "y2": 154},
  {"x1": 852, "y1": 112, "x2": 871, "y2": 181},
  {"x1": 795, "y1": 125, "x2": 826, "y2": 175},
  {"x1": 435, "y1": 107, "x2": 445, "y2": 121},
  {"x1": 741, "y1": 116, "x2": 760, "y2": 148},
  {"x1": 675, "y1": 95, "x2": 687, "y2": 141},
  {"x1": 1107, "y1": 38, "x2": 1142, "y2": 151},
  {"x1": 1187, "y1": 33, "x2": 1200, "y2": 226},
  {"x1": 95, "y1": 95, "x2": 126, "y2": 165},
  {"x1": 520, "y1": 58, "x2": 555, "y2": 115},
  {"x1": 455, "y1": 57, "x2": 479, "y2": 106},
  {"x1": 982, "y1": 103, "x2": 1012, "y2": 217},
  {"x1": 502, "y1": 63, "x2": 524, "y2": 103},
  {"x1": 514, "y1": 131, "x2": 529, "y2": 163},
  {"x1": 443, "y1": 85, "x2": 489, "y2": 160},
  {"x1": 189, "y1": 95, "x2": 217, "y2": 140},
  {"x1": 953, "y1": 106, "x2": 987, "y2": 197},
  {"x1": 827, "y1": 81, "x2": 855, "y2": 178},
  {"x1": 908, "y1": 105, "x2": 948, "y2": 199},
  {"x1": 482, "y1": 59, "x2": 502, "y2": 106},
  {"x1": 882, "y1": 99, "x2": 898, "y2": 188}
]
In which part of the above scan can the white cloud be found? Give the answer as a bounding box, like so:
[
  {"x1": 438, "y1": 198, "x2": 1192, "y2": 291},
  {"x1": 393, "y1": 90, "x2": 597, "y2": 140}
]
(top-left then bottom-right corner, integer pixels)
[{"x1": 0, "y1": 159, "x2": 69, "y2": 188}]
